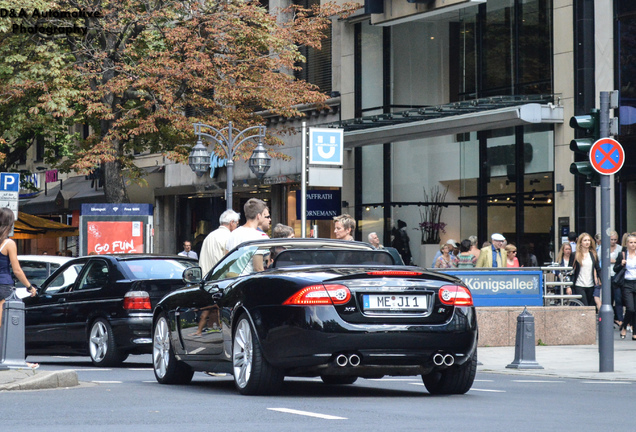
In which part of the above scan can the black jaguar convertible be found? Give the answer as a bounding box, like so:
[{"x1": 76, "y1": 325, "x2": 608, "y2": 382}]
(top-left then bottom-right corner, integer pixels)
[{"x1": 152, "y1": 239, "x2": 478, "y2": 395}]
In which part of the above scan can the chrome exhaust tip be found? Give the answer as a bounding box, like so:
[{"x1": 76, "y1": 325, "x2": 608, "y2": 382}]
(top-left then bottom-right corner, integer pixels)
[
  {"x1": 443, "y1": 354, "x2": 455, "y2": 366},
  {"x1": 336, "y1": 354, "x2": 349, "y2": 367},
  {"x1": 348, "y1": 354, "x2": 361, "y2": 367},
  {"x1": 433, "y1": 353, "x2": 444, "y2": 366}
]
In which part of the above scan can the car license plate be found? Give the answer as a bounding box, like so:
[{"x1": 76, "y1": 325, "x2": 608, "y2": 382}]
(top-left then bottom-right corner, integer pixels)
[{"x1": 362, "y1": 294, "x2": 427, "y2": 311}]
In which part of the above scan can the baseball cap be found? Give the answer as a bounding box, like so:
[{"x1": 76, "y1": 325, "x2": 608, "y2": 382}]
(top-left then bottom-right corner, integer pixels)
[
  {"x1": 446, "y1": 239, "x2": 457, "y2": 246},
  {"x1": 491, "y1": 233, "x2": 505, "y2": 241}
]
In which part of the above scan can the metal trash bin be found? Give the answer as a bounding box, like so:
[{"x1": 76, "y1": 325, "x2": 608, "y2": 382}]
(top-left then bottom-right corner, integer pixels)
[{"x1": 0, "y1": 290, "x2": 29, "y2": 370}]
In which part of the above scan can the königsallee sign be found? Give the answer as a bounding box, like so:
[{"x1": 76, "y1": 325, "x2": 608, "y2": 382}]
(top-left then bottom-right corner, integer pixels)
[{"x1": 439, "y1": 270, "x2": 544, "y2": 307}]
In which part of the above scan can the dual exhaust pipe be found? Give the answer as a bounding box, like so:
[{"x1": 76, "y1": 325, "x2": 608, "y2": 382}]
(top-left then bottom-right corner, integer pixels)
[
  {"x1": 336, "y1": 353, "x2": 361, "y2": 367},
  {"x1": 433, "y1": 353, "x2": 455, "y2": 366}
]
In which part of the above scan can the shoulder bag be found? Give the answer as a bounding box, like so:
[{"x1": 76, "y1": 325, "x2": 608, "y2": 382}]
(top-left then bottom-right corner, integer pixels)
[{"x1": 614, "y1": 252, "x2": 627, "y2": 286}]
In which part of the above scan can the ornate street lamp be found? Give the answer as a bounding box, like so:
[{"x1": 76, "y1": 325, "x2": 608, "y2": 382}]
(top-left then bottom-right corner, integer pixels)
[
  {"x1": 188, "y1": 140, "x2": 210, "y2": 176},
  {"x1": 190, "y1": 122, "x2": 271, "y2": 210}
]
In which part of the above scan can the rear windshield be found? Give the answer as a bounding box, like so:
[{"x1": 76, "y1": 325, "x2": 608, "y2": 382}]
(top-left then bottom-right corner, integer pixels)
[
  {"x1": 121, "y1": 259, "x2": 197, "y2": 280},
  {"x1": 273, "y1": 249, "x2": 395, "y2": 267}
]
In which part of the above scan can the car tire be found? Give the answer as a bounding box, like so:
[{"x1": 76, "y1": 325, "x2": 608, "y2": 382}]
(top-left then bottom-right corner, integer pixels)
[
  {"x1": 153, "y1": 313, "x2": 194, "y2": 385},
  {"x1": 88, "y1": 318, "x2": 127, "y2": 367},
  {"x1": 422, "y1": 351, "x2": 477, "y2": 395},
  {"x1": 232, "y1": 315, "x2": 284, "y2": 395},
  {"x1": 321, "y1": 375, "x2": 358, "y2": 385}
]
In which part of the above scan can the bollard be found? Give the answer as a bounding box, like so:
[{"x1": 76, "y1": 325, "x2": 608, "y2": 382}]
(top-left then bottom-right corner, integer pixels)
[
  {"x1": 0, "y1": 289, "x2": 29, "y2": 370},
  {"x1": 506, "y1": 307, "x2": 544, "y2": 369}
]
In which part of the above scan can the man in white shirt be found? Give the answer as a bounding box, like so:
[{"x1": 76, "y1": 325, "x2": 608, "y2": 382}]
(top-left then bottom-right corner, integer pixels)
[
  {"x1": 178, "y1": 240, "x2": 198, "y2": 259},
  {"x1": 226, "y1": 198, "x2": 270, "y2": 273},
  {"x1": 199, "y1": 209, "x2": 240, "y2": 275}
]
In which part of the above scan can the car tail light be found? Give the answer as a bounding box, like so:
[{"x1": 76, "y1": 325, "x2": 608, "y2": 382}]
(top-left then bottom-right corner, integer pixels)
[
  {"x1": 123, "y1": 291, "x2": 152, "y2": 310},
  {"x1": 367, "y1": 271, "x2": 423, "y2": 276},
  {"x1": 438, "y1": 285, "x2": 473, "y2": 307},
  {"x1": 283, "y1": 284, "x2": 351, "y2": 306}
]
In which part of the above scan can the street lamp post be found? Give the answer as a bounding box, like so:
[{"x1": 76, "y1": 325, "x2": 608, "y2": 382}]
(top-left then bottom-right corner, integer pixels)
[{"x1": 189, "y1": 122, "x2": 271, "y2": 210}]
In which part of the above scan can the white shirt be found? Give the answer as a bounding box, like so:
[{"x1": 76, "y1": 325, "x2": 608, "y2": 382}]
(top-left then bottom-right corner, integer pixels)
[
  {"x1": 178, "y1": 250, "x2": 198, "y2": 259},
  {"x1": 225, "y1": 226, "x2": 269, "y2": 252},
  {"x1": 226, "y1": 226, "x2": 269, "y2": 275},
  {"x1": 199, "y1": 225, "x2": 231, "y2": 275},
  {"x1": 576, "y1": 253, "x2": 594, "y2": 288},
  {"x1": 626, "y1": 253, "x2": 636, "y2": 281}
]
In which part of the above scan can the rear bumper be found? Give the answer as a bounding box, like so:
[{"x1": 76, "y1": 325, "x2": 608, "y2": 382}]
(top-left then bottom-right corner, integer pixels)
[
  {"x1": 252, "y1": 305, "x2": 478, "y2": 374},
  {"x1": 110, "y1": 313, "x2": 154, "y2": 353}
]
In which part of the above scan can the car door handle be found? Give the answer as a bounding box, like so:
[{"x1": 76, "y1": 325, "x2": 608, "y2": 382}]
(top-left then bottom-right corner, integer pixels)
[{"x1": 57, "y1": 298, "x2": 66, "y2": 303}]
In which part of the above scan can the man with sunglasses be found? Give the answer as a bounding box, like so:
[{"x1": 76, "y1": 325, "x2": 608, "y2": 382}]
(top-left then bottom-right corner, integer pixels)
[{"x1": 226, "y1": 198, "x2": 270, "y2": 273}]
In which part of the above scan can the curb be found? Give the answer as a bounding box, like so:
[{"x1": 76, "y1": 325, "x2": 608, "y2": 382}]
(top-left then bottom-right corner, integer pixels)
[{"x1": 0, "y1": 370, "x2": 79, "y2": 391}]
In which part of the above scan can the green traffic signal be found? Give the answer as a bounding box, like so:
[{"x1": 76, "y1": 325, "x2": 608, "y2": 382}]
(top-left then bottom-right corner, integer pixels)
[
  {"x1": 569, "y1": 137, "x2": 594, "y2": 153},
  {"x1": 569, "y1": 108, "x2": 601, "y2": 186},
  {"x1": 569, "y1": 109, "x2": 600, "y2": 139},
  {"x1": 569, "y1": 161, "x2": 594, "y2": 176}
]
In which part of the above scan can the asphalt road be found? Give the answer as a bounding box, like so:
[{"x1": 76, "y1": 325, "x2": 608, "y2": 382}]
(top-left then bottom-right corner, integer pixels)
[{"x1": 2, "y1": 354, "x2": 635, "y2": 432}]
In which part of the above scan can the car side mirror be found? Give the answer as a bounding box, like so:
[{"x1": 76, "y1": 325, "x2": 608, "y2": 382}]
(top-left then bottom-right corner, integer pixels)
[{"x1": 182, "y1": 266, "x2": 203, "y2": 284}]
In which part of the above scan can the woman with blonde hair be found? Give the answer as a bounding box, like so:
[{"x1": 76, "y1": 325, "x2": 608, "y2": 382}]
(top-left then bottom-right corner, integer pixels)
[
  {"x1": 435, "y1": 243, "x2": 457, "y2": 269},
  {"x1": 504, "y1": 244, "x2": 519, "y2": 267},
  {"x1": 571, "y1": 232, "x2": 601, "y2": 308},
  {"x1": 0, "y1": 208, "x2": 38, "y2": 368}
]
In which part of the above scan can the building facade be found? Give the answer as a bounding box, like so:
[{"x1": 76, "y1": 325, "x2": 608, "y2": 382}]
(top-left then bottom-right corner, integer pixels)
[{"x1": 16, "y1": 0, "x2": 636, "y2": 265}]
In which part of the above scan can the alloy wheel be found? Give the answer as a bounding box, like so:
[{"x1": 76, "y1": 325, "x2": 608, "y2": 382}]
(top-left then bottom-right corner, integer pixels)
[
  {"x1": 89, "y1": 320, "x2": 108, "y2": 363},
  {"x1": 233, "y1": 319, "x2": 253, "y2": 388},
  {"x1": 153, "y1": 317, "x2": 170, "y2": 379}
]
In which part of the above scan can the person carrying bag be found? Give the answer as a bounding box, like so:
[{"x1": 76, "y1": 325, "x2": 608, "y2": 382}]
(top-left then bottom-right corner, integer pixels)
[{"x1": 614, "y1": 235, "x2": 636, "y2": 339}]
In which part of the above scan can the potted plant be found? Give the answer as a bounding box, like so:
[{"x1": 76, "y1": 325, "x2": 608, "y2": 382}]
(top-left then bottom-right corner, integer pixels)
[{"x1": 418, "y1": 186, "x2": 448, "y2": 245}]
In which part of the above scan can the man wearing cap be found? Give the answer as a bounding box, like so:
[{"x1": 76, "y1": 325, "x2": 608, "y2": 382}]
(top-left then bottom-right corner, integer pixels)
[
  {"x1": 431, "y1": 239, "x2": 458, "y2": 268},
  {"x1": 476, "y1": 233, "x2": 507, "y2": 268}
]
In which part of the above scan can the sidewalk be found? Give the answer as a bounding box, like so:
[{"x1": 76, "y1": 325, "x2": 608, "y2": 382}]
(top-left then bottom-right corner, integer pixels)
[
  {"x1": 478, "y1": 332, "x2": 636, "y2": 381},
  {"x1": 0, "y1": 368, "x2": 78, "y2": 391},
  {"x1": 1, "y1": 336, "x2": 635, "y2": 391}
]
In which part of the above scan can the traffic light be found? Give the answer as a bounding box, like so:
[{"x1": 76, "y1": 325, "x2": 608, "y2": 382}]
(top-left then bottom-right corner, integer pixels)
[{"x1": 569, "y1": 109, "x2": 600, "y2": 186}]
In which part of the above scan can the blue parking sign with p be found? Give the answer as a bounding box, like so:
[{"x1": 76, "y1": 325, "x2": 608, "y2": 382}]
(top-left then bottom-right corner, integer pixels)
[
  {"x1": 0, "y1": 173, "x2": 20, "y2": 192},
  {"x1": 309, "y1": 128, "x2": 344, "y2": 165}
]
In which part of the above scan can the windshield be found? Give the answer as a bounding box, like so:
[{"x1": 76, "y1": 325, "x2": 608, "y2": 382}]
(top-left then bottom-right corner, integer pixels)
[{"x1": 121, "y1": 259, "x2": 197, "y2": 280}]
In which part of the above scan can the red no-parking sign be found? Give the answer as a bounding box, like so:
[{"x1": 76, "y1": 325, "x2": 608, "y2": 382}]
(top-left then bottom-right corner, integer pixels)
[{"x1": 589, "y1": 138, "x2": 625, "y2": 175}]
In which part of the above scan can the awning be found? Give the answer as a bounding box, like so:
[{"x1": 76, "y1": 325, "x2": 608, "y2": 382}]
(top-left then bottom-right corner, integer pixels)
[
  {"x1": 19, "y1": 176, "x2": 103, "y2": 214},
  {"x1": 13, "y1": 213, "x2": 79, "y2": 240},
  {"x1": 321, "y1": 96, "x2": 564, "y2": 148}
]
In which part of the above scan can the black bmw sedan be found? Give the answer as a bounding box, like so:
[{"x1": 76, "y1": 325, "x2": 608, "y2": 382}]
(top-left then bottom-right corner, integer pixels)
[
  {"x1": 152, "y1": 239, "x2": 478, "y2": 395},
  {"x1": 24, "y1": 254, "x2": 197, "y2": 366}
]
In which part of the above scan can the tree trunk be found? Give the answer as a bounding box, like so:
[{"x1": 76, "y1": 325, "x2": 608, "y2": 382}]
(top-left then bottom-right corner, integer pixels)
[{"x1": 103, "y1": 160, "x2": 130, "y2": 203}]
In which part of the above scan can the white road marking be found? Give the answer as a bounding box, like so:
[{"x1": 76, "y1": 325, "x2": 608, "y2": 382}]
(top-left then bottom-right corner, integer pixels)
[
  {"x1": 268, "y1": 408, "x2": 347, "y2": 420},
  {"x1": 581, "y1": 381, "x2": 631, "y2": 384},
  {"x1": 92, "y1": 381, "x2": 122, "y2": 384},
  {"x1": 128, "y1": 368, "x2": 153, "y2": 371},
  {"x1": 368, "y1": 378, "x2": 418, "y2": 381},
  {"x1": 77, "y1": 368, "x2": 111, "y2": 372},
  {"x1": 409, "y1": 382, "x2": 505, "y2": 392},
  {"x1": 512, "y1": 380, "x2": 565, "y2": 383},
  {"x1": 468, "y1": 388, "x2": 506, "y2": 393},
  {"x1": 474, "y1": 379, "x2": 495, "y2": 382}
]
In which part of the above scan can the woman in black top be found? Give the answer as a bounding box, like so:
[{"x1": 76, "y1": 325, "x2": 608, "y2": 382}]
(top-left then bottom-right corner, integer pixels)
[{"x1": 570, "y1": 233, "x2": 601, "y2": 308}]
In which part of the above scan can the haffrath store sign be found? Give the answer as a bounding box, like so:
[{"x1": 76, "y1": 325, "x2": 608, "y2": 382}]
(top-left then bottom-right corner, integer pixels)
[{"x1": 295, "y1": 189, "x2": 341, "y2": 220}]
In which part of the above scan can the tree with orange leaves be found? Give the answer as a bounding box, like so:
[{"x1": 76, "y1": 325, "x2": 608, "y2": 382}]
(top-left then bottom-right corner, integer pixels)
[{"x1": 0, "y1": 0, "x2": 359, "y2": 202}]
